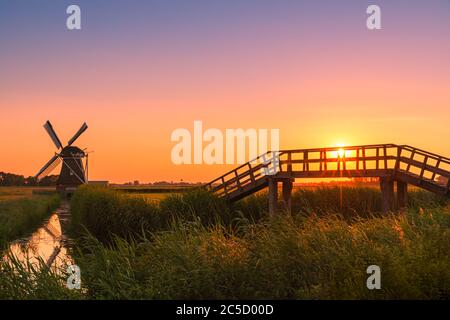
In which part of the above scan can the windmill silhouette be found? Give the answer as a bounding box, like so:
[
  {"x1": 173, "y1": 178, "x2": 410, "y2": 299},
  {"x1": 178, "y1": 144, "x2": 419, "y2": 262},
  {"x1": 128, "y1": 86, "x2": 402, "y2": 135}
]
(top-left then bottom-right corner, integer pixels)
[{"x1": 35, "y1": 120, "x2": 89, "y2": 195}]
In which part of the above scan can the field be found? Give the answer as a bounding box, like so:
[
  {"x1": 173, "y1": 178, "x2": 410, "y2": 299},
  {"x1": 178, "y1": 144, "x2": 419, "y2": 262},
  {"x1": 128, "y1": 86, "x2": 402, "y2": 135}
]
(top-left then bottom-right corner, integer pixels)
[
  {"x1": 113, "y1": 183, "x2": 383, "y2": 203},
  {"x1": 0, "y1": 187, "x2": 55, "y2": 202},
  {"x1": 1, "y1": 185, "x2": 449, "y2": 299},
  {"x1": 113, "y1": 185, "x2": 195, "y2": 203},
  {"x1": 0, "y1": 187, "x2": 60, "y2": 248}
]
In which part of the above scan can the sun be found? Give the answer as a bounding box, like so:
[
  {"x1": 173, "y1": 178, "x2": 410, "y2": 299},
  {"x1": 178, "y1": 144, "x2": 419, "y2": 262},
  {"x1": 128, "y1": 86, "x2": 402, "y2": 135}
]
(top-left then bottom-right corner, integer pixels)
[{"x1": 338, "y1": 148, "x2": 345, "y2": 158}]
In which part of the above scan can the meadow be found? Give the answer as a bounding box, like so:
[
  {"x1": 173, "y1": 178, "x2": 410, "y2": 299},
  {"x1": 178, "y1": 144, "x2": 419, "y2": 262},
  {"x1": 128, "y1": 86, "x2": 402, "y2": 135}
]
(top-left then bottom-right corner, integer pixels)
[
  {"x1": 0, "y1": 187, "x2": 60, "y2": 249},
  {"x1": 0, "y1": 187, "x2": 55, "y2": 202},
  {"x1": 1, "y1": 185, "x2": 449, "y2": 299}
]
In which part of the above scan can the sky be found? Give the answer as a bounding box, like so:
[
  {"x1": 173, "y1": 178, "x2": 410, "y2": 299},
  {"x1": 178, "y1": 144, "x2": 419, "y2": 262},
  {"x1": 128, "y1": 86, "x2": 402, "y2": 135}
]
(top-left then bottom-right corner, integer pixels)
[{"x1": 1, "y1": 0, "x2": 449, "y2": 183}]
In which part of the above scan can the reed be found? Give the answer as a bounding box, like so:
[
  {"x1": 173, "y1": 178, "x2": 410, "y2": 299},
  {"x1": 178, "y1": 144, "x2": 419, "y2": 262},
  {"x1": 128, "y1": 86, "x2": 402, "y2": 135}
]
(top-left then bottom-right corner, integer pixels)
[
  {"x1": 0, "y1": 194, "x2": 60, "y2": 248},
  {"x1": 2, "y1": 185, "x2": 448, "y2": 299}
]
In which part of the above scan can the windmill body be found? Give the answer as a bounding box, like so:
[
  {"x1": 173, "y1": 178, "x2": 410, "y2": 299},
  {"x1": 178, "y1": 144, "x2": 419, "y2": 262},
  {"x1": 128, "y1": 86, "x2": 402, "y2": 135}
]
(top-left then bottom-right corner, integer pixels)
[
  {"x1": 57, "y1": 146, "x2": 86, "y2": 188},
  {"x1": 35, "y1": 121, "x2": 89, "y2": 196}
]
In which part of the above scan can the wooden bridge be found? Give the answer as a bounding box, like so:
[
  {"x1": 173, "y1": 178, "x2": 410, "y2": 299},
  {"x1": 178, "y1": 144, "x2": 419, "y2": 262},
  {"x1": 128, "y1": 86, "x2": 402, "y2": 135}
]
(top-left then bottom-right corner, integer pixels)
[{"x1": 205, "y1": 144, "x2": 450, "y2": 214}]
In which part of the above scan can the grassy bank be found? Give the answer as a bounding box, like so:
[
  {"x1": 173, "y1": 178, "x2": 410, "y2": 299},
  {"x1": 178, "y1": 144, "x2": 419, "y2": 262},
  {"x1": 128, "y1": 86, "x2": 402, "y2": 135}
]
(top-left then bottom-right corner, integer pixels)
[
  {"x1": 72, "y1": 206, "x2": 450, "y2": 299},
  {"x1": 0, "y1": 194, "x2": 60, "y2": 248},
  {"x1": 70, "y1": 185, "x2": 233, "y2": 243},
  {"x1": 68, "y1": 186, "x2": 449, "y2": 299},
  {"x1": 70, "y1": 185, "x2": 449, "y2": 243},
  {"x1": 1, "y1": 185, "x2": 449, "y2": 299}
]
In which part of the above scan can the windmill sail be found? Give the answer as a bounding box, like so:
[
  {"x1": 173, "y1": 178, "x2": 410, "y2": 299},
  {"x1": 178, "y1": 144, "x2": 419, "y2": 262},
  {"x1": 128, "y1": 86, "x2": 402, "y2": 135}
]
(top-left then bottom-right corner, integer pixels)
[
  {"x1": 44, "y1": 121, "x2": 63, "y2": 150},
  {"x1": 35, "y1": 155, "x2": 61, "y2": 180},
  {"x1": 68, "y1": 122, "x2": 88, "y2": 146}
]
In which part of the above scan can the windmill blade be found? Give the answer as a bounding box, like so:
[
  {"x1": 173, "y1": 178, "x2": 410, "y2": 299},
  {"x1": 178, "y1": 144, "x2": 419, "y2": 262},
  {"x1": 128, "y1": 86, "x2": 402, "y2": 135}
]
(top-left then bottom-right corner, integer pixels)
[
  {"x1": 35, "y1": 155, "x2": 61, "y2": 180},
  {"x1": 44, "y1": 121, "x2": 63, "y2": 150},
  {"x1": 68, "y1": 122, "x2": 88, "y2": 146}
]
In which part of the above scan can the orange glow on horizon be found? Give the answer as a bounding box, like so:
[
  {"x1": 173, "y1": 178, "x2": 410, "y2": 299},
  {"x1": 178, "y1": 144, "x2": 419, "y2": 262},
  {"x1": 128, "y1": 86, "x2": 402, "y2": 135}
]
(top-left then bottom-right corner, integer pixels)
[{"x1": 1, "y1": 3, "x2": 449, "y2": 183}]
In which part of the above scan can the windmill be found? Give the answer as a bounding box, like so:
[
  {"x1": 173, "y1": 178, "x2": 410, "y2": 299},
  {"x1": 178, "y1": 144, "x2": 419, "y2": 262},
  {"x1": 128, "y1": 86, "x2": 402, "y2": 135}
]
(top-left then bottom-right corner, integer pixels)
[{"x1": 35, "y1": 120, "x2": 89, "y2": 195}]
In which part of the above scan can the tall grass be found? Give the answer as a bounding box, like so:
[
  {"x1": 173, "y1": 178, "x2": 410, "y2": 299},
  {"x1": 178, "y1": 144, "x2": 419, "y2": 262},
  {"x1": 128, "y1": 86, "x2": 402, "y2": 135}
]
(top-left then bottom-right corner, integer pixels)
[
  {"x1": 0, "y1": 194, "x2": 60, "y2": 248},
  {"x1": 239, "y1": 187, "x2": 449, "y2": 219},
  {"x1": 71, "y1": 185, "x2": 235, "y2": 243},
  {"x1": 72, "y1": 204, "x2": 450, "y2": 299},
  {"x1": 2, "y1": 185, "x2": 448, "y2": 299},
  {"x1": 0, "y1": 252, "x2": 82, "y2": 300},
  {"x1": 70, "y1": 185, "x2": 449, "y2": 244},
  {"x1": 70, "y1": 186, "x2": 165, "y2": 243}
]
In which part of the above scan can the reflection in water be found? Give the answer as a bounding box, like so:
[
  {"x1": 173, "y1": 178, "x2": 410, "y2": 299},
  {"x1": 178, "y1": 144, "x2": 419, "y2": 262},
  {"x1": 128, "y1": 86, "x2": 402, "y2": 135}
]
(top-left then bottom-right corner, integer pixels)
[{"x1": 4, "y1": 203, "x2": 73, "y2": 270}]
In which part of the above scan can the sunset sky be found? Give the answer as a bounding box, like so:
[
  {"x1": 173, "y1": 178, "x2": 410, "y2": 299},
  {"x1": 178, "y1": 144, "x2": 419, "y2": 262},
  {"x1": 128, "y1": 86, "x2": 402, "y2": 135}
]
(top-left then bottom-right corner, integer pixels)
[{"x1": 1, "y1": 0, "x2": 449, "y2": 183}]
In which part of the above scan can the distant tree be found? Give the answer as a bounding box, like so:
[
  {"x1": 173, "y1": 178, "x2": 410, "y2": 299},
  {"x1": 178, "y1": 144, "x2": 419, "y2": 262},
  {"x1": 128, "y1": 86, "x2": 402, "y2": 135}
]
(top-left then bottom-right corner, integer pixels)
[
  {"x1": 38, "y1": 175, "x2": 59, "y2": 186},
  {"x1": 0, "y1": 172, "x2": 25, "y2": 186},
  {"x1": 24, "y1": 176, "x2": 38, "y2": 186}
]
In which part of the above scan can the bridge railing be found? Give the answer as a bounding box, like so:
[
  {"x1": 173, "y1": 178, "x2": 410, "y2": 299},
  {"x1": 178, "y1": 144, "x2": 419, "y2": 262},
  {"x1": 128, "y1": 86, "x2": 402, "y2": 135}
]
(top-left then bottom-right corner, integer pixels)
[
  {"x1": 277, "y1": 144, "x2": 399, "y2": 176},
  {"x1": 205, "y1": 144, "x2": 450, "y2": 198},
  {"x1": 204, "y1": 151, "x2": 281, "y2": 198},
  {"x1": 396, "y1": 145, "x2": 450, "y2": 187}
]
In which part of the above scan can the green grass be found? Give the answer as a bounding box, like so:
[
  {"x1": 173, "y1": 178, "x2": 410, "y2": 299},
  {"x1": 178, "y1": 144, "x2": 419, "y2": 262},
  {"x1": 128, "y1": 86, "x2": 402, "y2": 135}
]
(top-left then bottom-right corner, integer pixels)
[
  {"x1": 0, "y1": 253, "x2": 83, "y2": 300},
  {"x1": 70, "y1": 185, "x2": 233, "y2": 244},
  {"x1": 0, "y1": 187, "x2": 55, "y2": 202},
  {"x1": 72, "y1": 206, "x2": 450, "y2": 299},
  {"x1": 0, "y1": 193, "x2": 61, "y2": 248},
  {"x1": 1, "y1": 185, "x2": 449, "y2": 299}
]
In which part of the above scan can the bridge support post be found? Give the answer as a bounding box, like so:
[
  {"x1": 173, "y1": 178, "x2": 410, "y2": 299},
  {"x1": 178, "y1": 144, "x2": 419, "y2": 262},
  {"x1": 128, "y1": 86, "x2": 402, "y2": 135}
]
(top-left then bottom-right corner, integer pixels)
[
  {"x1": 380, "y1": 177, "x2": 395, "y2": 213},
  {"x1": 282, "y1": 179, "x2": 294, "y2": 214},
  {"x1": 397, "y1": 181, "x2": 408, "y2": 210},
  {"x1": 268, "y1": 178, "x2": 278, "y2": 216}
]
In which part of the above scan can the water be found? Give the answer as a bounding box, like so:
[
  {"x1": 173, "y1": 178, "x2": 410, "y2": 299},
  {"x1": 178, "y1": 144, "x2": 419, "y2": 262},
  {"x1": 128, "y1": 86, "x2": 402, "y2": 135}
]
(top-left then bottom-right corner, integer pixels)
[{"x1": 3, "y1": 202, "x2": 73, "y2": 270}]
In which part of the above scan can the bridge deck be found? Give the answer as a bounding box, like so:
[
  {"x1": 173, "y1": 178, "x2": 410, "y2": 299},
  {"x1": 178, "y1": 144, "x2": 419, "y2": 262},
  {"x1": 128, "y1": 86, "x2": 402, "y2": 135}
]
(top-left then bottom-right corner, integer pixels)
[{"x1": 205, "y1": 144, "x2": 450, "y2": 210}]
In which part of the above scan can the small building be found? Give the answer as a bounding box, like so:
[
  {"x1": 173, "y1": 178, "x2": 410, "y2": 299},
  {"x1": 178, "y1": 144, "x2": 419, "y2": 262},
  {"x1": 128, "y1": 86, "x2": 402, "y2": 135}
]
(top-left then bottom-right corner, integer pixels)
[{"x1": 88, "y1": 181, "x2": 109, "y2": 187}]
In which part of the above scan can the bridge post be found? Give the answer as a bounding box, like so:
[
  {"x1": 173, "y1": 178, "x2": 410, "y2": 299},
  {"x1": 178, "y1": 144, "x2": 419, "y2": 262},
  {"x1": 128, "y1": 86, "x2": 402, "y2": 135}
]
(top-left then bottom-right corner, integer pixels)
[
  {"x1": 282, "y1": 179, "x2": 294, "y2": 214},
  {"x1": 397, "y1": 180, "x2": 408, "y2": 210},
  {"x1": 268, "y1": 178, "x2": 278, "y2": 216},
  {"x1": 380, "y1": 176, "x2": 394, "y2": 213}
]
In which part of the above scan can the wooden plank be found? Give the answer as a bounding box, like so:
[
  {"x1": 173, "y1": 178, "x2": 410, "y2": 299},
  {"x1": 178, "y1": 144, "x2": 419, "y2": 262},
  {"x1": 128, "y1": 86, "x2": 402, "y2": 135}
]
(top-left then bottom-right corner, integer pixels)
[
  {"x1": 225, "y1": 178, "x2": 268, "y2": 202},
  {"x1": 397, "y1": 180, "x2": 408, "y2": 209},
  {"x1": 363, "y1": 147, "x2": 367, "y2": 173},
  {"x1": 395, "y1": 146, "x2": 402, "y2": 170},
  {"x1": 399, "y1": 156, "x2": 449, "y2": 177},
  {"x1": 380, "y1": 176, "x2": 395, "y2": 213},
  {"x1": 343, "y1": 150, "x2": 346, "y2": 171},
  {"x1": 287, "y1": 152, "x2": 292, "y2": 173},
  {"x1": 356, "y1": 148, "x2": 360, "y2": 170},
  {"x1": 279, "y1": 155, "x2": 397, "y2": 166},
  {"x1": 406, "y1": 149, "x2": 415, "y2": 172},
  {"x1": 275, "y1": 169, "x2": 394, "y2": 179},
  {"x1": 268, "y1": 178, "x2": 278, "y2": 216},
  {"x1": 207, "y1": 144, "x2": 450, "y2": 202},
  {"x1": 395, "y1": 170, "x2": 448, "y2": 196},
  {"x1": 319, "y1": 151, "x2": 323, "y2": 171},
  {"x1": 376, "y1": 148, "x2": 379, "y2": 170},
  {"x1": 419, "y1": 156, "x2": 428, "y2": 178},
  {"x1": 248, "y1": 163, "x2": 255, "y2": 183},
  {"x1": 431, "y1": 158, "x2": 441, "y2": 181},
  {"x1": 401, "y1": 145, "x2": 450, "y2": 164},
  {"x1": 221, "y1": 177, "x2": 228, "y2": 195},
  {"x1": 303, "y1": 151, "x2": 309, "y2": 172}
]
